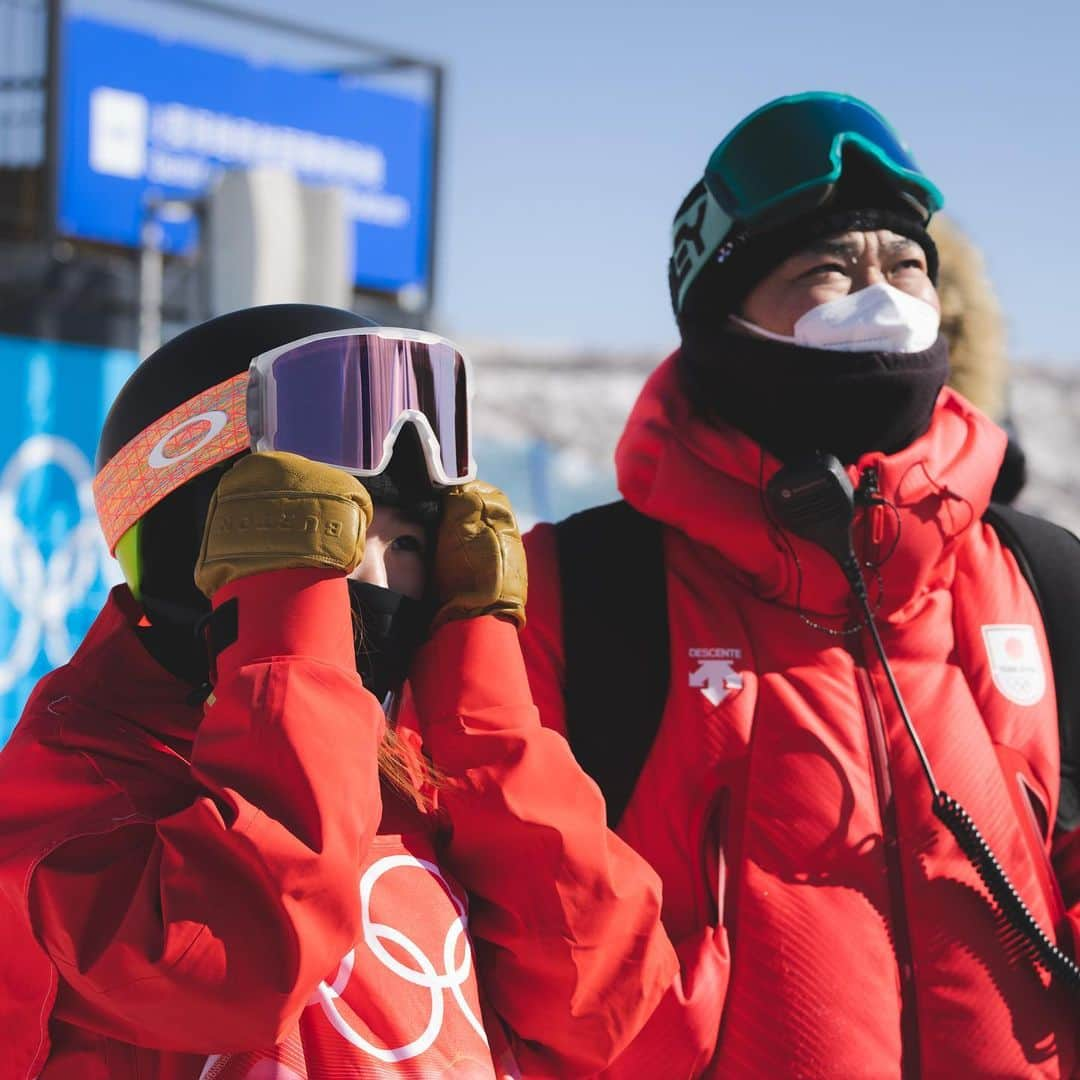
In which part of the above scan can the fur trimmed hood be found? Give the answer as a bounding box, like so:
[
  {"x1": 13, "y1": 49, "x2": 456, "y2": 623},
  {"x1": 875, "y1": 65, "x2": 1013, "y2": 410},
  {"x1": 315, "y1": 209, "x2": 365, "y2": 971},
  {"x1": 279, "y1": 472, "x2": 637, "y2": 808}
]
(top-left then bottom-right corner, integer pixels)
[{"x1": 931, "y1": 214, "x2": 1009, "y2": 422}]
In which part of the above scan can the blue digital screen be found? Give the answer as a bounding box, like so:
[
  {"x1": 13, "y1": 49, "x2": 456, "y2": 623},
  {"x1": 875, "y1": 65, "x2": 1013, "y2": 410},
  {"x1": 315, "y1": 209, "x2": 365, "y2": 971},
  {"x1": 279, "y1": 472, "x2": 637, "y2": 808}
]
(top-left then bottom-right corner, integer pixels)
[{"x1": 57, "y1": 15, "x2": 435, "y2": 295}]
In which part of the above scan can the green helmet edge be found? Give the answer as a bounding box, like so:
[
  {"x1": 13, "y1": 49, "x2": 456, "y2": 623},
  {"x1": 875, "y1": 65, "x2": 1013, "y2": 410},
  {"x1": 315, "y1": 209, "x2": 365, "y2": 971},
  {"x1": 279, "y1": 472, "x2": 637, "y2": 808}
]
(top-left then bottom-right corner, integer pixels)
[{"x1": 116, "y1": 521, "x2": 142, "y2": 604}]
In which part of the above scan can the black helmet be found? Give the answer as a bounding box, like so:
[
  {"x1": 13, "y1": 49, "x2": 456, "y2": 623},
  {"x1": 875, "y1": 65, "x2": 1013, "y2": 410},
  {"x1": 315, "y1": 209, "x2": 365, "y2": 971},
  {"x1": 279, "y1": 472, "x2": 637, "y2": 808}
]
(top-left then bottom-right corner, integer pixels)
[{"x1": 96, "y1": 304, "x2": 378, "y2": 683}]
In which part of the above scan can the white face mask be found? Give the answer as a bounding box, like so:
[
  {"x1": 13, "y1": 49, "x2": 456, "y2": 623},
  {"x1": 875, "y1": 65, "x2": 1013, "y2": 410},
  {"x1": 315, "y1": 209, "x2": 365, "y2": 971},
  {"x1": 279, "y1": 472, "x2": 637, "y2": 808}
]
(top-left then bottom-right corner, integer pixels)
[{"x1": 731, "y1": 282, "x2": 941, "y2": 354}]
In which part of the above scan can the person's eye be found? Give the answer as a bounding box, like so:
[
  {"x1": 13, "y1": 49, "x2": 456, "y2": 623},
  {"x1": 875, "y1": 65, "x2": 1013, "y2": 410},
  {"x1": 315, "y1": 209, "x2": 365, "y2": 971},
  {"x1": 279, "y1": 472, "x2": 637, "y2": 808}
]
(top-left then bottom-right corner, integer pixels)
[
  {"x1": 391, "y1": 534, "x2": 425, "y2": 556},
  {"x1": 800, "y1": 261, "x2": 847, "y2": 278},
  {"x1": 893, "y1": 257, "x2": 926, "y2": 272}
]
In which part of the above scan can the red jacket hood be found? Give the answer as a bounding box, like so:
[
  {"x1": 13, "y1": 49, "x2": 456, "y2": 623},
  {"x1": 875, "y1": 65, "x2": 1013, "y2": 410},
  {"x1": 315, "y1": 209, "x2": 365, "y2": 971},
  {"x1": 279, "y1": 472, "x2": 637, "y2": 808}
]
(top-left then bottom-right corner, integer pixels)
[{"x1": 615, "y1": 350, "x2": 1007, "y2": 623}]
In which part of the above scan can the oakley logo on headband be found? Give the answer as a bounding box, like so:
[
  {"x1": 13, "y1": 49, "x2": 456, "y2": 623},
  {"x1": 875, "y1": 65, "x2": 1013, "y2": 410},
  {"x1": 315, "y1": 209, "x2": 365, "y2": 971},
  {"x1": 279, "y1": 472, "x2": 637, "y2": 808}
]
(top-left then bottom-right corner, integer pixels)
[
  {"x1": 94, "y1": 373, "x2": 251, "y2": 553},
  {"x1": 148, "y1": 411, "x2": 230, "y2": 469},
  {"x1": 670, "y1": 183, "x2": 733, "y2": 313}
]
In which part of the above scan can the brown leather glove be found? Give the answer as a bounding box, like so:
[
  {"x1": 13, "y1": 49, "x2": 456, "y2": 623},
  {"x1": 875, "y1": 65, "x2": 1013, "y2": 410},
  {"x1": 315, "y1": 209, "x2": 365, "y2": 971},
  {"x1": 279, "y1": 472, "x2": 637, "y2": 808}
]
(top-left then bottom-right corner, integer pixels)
[
  {"x1": 432, "y1": 481, "x2": 527, "y2": 628},
  {"x1": 195, "y1": 451, "x2": 373, "y2": 598}
]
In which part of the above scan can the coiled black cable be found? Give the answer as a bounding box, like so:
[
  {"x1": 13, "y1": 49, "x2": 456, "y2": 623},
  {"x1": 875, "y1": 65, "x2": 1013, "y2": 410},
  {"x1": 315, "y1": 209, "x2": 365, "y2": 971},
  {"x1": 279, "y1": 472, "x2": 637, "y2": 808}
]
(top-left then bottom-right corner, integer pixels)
[
  {"x1": 932, "y1": 791, "x2": 1080, "y2": 985},
  {"x1": 848, "y1": 551, "x2": 1080, "y2": 989}
]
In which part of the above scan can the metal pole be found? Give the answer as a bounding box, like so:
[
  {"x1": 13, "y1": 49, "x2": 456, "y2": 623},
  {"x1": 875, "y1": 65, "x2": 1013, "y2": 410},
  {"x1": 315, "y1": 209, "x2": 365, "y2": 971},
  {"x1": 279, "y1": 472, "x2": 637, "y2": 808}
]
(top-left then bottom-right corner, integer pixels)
[
  {"x1": 423, "y1": 62, "x2": 444, "y2": 326},
  {"x1": 42, "y1": 0, "x2": 61, "y2": 243},
  {"x1": 138, "y1": 215, "x2": 163, "y2": 358}
]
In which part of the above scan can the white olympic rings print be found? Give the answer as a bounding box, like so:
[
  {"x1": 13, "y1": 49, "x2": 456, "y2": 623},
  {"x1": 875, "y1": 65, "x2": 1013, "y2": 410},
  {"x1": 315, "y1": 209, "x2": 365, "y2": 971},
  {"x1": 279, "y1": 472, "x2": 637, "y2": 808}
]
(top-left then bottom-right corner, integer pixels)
[
  {"x1": 0, "y1": 434, "x2": 119, "y2": 693},
  {"x1": 310, "y1": 853, "x2": 489, "y2": 1063},
  {"x1": 198, "y1": 854, "x2": 490, "y2": 1079}
]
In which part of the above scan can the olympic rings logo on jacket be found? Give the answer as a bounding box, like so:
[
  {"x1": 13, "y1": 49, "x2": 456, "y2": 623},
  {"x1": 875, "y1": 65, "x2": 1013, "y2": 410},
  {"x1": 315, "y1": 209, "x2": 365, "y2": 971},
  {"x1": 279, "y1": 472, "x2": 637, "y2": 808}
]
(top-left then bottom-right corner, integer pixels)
[{"x1": 200, "y1": 851, "x2": 504, "y2": 1080}]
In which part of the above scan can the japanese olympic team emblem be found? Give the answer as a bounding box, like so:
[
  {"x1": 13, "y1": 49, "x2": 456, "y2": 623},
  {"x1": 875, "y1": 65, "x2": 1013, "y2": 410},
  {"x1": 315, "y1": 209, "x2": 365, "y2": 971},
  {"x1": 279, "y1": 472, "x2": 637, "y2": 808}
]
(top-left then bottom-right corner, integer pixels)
[
  {"x1": 982, "y1": 624, "x2": 1046, "y2": 707},
  {"x1": 0, "y1": 435, "x2": 119, "y2": 695}
]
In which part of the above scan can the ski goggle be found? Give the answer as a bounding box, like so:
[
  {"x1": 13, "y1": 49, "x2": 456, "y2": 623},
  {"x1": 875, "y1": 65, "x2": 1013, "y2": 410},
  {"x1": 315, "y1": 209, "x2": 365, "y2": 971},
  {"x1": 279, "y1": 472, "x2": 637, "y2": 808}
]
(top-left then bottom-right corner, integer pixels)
[
  {"x1": 704, "y1": 91, "x2": 943, "y2": 231},
  {"x1": 93, "y1": 326, "x2": 474, "y2": 553},
  {"x1": 670, "y1": 92, "x2": 944, "y2": 315}
]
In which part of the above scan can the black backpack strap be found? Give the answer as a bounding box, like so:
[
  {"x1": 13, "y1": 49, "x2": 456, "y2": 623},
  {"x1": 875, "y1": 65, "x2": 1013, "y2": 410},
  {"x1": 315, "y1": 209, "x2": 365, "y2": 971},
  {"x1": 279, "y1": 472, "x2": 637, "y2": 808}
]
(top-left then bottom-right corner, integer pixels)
[
  {"x1": 984, "y1": 502, "x2": 1080, "y2": 832},
  {"x1": 555, "y1": 501, "x2": 669, "y2": 828}
]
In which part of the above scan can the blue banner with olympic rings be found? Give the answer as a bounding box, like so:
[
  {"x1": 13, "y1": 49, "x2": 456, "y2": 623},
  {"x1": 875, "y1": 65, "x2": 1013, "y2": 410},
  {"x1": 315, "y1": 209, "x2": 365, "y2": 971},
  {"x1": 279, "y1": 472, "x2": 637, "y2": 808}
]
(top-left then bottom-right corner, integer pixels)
[{"x1": 0, "y1": 334, "x2": 138, "y2": 745}]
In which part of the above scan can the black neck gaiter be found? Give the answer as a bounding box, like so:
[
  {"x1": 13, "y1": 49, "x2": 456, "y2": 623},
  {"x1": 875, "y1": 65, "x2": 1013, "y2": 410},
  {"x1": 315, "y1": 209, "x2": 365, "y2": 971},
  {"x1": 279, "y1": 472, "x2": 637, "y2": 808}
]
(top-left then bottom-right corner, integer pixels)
[
  {"x1": 348, "y1": 580, "x2": 432, "y2": 704},
  {"x1": 677, "y1": 327, "x2": 950, "y2": 465},
  {"x1": 134, "y1": 582, "x2": 434, "y2": 705},
  {"x1": 135, "y1": 592, "x2": 211, "y2": 690}
]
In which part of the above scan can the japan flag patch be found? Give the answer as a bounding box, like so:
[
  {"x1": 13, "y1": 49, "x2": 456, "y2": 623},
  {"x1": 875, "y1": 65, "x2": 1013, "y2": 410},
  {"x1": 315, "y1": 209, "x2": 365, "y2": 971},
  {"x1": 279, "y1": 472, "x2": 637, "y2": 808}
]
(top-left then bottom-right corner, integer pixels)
[{"x1": 981, "y1": 624, "x2": 1046, "y2": 707}]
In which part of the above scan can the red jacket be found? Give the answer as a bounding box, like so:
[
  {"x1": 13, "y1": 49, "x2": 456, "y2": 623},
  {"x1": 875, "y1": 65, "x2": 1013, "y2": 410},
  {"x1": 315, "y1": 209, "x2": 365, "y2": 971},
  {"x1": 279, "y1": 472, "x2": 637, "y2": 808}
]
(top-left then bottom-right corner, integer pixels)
[
  {"x1": 0, "y1": 568, "x2": 676, "y2": 1079},
  {"x1": 522, "y1": 352, "x2": 1080, "y2": 1078}
]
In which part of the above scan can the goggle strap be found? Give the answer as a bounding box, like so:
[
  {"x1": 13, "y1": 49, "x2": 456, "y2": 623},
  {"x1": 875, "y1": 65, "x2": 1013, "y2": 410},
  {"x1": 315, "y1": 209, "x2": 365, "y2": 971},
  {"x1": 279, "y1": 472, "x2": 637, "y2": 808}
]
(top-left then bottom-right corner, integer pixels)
[
  {"x1": 93, "y1": 372, "x2": 250, "y2": 553},
  {"x1": 669, "y1": 184, "x2": 733, "y2": 315}
]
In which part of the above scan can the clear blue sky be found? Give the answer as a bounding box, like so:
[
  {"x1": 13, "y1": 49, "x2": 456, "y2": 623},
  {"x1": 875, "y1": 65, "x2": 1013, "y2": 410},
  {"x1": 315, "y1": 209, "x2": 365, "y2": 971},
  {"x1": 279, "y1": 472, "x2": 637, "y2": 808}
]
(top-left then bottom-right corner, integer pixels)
[{"x1": 97, "y1": 0, "x2": 1080, "y2": 360}]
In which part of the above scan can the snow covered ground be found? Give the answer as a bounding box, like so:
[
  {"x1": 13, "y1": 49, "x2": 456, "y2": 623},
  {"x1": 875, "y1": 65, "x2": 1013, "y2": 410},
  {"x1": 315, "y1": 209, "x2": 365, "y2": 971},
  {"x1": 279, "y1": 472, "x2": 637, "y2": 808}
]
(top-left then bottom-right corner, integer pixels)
[
  {"x1": 466, "y1": 340, "x2": 654, "y2": 529},
  {"x1": 1011, "y1": 364, "x2": 1080, "y2": 535},
  {"x1": 465, "y1": 339, "x2": 1080, "y2": 535}
]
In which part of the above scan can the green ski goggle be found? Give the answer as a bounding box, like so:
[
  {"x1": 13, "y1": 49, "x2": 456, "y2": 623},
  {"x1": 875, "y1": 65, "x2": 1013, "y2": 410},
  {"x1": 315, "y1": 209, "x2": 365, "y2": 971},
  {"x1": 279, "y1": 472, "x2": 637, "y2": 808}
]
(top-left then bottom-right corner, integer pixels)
[
  {"x1": 670, "y1": 92, "x2": 944, "y2": 315},
  {"x1": 704, "y1": 91, "x2": 944, "y2": 231}
]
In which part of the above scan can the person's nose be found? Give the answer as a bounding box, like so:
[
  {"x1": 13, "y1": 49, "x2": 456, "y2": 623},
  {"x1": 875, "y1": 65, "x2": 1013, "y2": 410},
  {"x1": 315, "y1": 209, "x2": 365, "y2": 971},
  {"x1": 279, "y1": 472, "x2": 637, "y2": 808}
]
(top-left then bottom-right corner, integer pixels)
[
  {"x1": 851, "y1": 261, "x2": 885, "y2": 291},
  {"x1": 352, "y1": 540, "x2": 389, "y2": 589}
]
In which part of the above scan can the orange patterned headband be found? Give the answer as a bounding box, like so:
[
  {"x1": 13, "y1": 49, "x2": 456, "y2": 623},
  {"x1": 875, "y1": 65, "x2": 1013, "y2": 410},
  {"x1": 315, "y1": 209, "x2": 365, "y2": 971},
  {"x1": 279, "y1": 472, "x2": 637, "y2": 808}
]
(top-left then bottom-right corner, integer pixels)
[{"x1": 93, "y1": 372, "x2": 251, "y2": 553}]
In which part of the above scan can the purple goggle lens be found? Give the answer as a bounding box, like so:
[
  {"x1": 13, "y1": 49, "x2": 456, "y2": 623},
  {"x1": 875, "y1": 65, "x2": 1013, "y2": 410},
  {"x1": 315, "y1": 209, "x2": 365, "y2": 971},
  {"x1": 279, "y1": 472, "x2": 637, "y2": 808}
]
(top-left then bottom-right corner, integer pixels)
[{"x1": 247, "y1": 328, "x2": 474, "y2": 487}]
